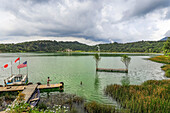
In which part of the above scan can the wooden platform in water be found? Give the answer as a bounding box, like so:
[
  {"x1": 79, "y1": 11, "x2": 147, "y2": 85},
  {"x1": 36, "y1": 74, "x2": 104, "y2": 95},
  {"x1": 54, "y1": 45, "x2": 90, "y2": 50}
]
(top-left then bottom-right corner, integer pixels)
[
  {"x1": 96, "y1": 68, "x2": 128, "y2": 73},
  {"x1": 38, "y1": 83, "x2": 62, "y2": 89},
  {"x1": 0, "y1": 83, "x2": 63, "y2": 92}
]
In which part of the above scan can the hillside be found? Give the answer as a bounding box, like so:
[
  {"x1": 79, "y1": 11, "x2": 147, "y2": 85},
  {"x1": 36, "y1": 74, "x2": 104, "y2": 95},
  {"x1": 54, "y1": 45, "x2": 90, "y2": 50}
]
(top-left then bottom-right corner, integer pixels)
[
  {"x1": 99, "y1": 41, "x2": 164, "y2": 53},
  {"x1": 0, "y1": 40, "x2": 165, "y2": 53},
  {"x1": 0, "y1": 41, "x2": 95, "y2": 52}
]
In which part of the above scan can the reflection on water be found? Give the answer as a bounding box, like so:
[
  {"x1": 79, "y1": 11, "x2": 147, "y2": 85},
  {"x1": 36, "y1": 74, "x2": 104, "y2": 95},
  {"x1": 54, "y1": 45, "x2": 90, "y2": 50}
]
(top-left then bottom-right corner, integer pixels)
[
  {"x1": 0, "y1": 53, "x2": 166, "y2": 105},
  {"x1": 121, "y1": 74, "x2": 130, "y2": 86},
  {"x1": 94, "y1": 72, "x2": 100, "y2": 91}
]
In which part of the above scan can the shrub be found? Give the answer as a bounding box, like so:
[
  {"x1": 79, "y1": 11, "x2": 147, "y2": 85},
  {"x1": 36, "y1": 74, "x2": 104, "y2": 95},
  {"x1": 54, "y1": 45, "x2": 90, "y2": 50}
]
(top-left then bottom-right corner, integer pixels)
[{"x1": 38, "y1": 102, "x2": 47, "y2": 110}]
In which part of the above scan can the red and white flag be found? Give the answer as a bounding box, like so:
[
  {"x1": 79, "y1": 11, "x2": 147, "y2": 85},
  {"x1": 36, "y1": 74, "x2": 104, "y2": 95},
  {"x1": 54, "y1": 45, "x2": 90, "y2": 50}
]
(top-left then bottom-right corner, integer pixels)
[
  {"x1": 14, "y1": 57, "x2": 20, "y2": 63},
  {"x1": 2, "y1": 62, "x2": 11, "y2": 70}
]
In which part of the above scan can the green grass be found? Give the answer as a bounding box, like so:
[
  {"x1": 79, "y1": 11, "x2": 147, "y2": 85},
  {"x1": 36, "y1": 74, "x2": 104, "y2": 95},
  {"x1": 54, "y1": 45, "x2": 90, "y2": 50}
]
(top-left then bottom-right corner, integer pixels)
[
  {"x1": 149, "y1": 55, "x2": 170, "y2": 77},
  {"x1": 148, "y1": 55, "x2": 170, "y2": 64},
  {"x1": 105, "y1": 80, "x2": 170, "y2": 113},
  {"x1": 84, "y1": 101, "x2": 119, "y2": 113}
]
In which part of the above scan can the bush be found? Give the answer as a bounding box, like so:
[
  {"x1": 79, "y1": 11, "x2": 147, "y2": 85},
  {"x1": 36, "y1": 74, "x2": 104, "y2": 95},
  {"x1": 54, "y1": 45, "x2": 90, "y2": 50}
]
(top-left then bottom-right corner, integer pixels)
[{"x1": 38, "y1": 102, "x2": 47, "y2": 110}]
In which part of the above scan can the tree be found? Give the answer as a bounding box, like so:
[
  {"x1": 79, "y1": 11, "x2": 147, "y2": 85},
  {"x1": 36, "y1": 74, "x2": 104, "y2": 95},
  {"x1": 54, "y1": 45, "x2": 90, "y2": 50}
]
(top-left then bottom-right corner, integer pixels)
[
  {"x1": 121, "y1": 55, "x2": 131, "y2": 70},
  {"x1": 94, "y1": 54, "x2": 101, "y2": 69},
  {"x1": 163, "y1": 37, "x2": 170, "y2": 55}
]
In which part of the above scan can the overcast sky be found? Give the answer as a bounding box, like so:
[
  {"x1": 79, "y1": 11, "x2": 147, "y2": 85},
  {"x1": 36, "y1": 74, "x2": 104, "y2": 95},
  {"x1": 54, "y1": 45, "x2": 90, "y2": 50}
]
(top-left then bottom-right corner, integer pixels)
[{"x1": 0, "y1": 0, "x2": 170, "y2": 45}]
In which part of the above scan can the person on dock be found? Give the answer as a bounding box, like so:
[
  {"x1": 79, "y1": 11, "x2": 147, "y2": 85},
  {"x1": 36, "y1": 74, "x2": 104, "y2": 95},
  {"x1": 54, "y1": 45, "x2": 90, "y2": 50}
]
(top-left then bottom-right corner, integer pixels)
[
  {"x1": 47, "y1": 77, "x2": 51, "y2": 86},
  {"x1": 4, "y1": 80, "x2": 7, "y2": 87}
]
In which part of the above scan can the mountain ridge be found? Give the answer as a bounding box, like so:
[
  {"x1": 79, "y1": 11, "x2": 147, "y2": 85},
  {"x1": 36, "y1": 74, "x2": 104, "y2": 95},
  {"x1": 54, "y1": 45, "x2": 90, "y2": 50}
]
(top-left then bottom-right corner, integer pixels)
[
  {"x1": 0, "y1": 40, "x2": 165, "y2": 53},
  {"x1": 160, "y1": 37, "x2": 169, "y2": 41}
]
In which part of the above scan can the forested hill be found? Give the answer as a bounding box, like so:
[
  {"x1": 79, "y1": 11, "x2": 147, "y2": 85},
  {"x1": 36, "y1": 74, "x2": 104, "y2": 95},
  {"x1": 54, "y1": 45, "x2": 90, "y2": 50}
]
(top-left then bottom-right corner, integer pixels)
[
  {"x1": 0, "y1": 40, "x2": 165, "y2": 53},
  {"x1": 99, "y1": 41, "x2": 164, "y2": 53},
  {"x1": 0, "y1": 41, "x2": 95, "y2": 52}
]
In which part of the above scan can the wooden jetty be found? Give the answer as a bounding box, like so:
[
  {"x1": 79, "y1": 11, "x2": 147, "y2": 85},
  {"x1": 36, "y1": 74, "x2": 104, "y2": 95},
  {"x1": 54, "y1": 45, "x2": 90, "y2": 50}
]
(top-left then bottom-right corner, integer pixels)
[
  {"x1": 0, "y1": 83, "x2": 64, "y2": 92},
  {"x1": 10, "y1": 83, "x2": 64, "y2": 108},
  {"x1": 0, "y1": 85, "x2": 26, "y2": 92},
  {"x1": 11, "y1": 84, "x2": 38, "y2": 108},
  {"x1": 22, "y1": 84, "x2": 38, "y2": 103},
  {"x1": 96, "y1": 68, "x2": 128, "y2": 73}
]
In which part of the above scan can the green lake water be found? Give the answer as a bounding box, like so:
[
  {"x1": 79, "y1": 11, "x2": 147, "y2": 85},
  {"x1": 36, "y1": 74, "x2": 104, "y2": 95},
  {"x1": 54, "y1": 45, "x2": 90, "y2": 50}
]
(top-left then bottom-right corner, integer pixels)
[{"x1": 0, "y1": 53, "x2": 166, "y2": 105}]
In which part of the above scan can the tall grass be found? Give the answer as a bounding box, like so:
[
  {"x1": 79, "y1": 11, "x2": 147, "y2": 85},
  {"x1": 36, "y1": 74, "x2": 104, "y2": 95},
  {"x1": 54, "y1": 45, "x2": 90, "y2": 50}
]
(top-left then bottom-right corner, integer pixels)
[
  {"x1": 149, "y1": 55, "x2": 170, "y2": 77},
  {"x1": 161, "y1": 64, "x2": 170, "y2": 77},
  {"x1": 105, "y1": 80, "x2": 170, "y2": 113},
  {"x1": 84, "y1": 101, "x2": 119, "y2": 113},
  {"x1": 148, "y1": 55, "x2": 170, "y2": 64}
]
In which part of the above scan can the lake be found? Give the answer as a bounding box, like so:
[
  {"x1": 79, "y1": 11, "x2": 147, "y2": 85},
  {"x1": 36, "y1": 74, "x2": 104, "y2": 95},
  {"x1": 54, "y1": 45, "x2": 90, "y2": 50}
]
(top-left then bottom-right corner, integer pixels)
[{"x1": 0, "y1": 53, "x2": 166, "y2": 105}]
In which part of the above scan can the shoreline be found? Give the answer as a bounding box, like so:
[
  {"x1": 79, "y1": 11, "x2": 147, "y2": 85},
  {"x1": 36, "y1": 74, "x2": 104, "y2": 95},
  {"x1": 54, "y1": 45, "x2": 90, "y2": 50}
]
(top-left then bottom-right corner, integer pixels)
[{"x1": 148, "y1": 55, "x2": 170, "y2": 78}]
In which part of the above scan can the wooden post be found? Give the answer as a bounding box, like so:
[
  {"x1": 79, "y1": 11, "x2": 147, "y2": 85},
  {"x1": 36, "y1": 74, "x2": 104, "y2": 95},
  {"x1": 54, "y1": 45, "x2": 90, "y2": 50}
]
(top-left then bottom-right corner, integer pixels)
[
  {"x1": 19, "y1": 57, "x2": 20, "y2": 74},
  {"x1": 26, "y1": 62, "x2": 28, "y2": 84},
  {"x1": 11, "y1": 61, "x2": 12, "y2": 76}
]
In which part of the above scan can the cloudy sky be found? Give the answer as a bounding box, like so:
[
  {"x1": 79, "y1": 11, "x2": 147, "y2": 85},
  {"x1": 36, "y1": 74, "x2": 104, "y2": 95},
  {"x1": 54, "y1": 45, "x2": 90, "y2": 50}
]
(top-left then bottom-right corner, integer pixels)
[{"x1": 0, "y1": 0, "x2": 170, "y2": 45}]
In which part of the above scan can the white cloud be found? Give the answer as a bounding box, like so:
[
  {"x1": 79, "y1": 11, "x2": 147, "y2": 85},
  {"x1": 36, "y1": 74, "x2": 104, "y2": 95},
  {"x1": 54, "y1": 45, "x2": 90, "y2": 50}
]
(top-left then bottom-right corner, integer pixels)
[{"x1": 0, "y1": 0, "x2": 170, "y2": 45}]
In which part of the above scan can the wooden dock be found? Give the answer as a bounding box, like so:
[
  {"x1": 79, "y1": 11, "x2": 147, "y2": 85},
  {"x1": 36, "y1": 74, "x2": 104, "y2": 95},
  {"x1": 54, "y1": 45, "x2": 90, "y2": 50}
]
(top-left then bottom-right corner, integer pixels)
[
  {"x1": 38, "y1": 83, "x2": 62, "y2": 89},
  {"x1": 11, "y1": 84, "x2": 38, "y2": 108},
  {"x1": 0, "y1": 85, "x2": 26, "y2": 92},
  {"x1": 96, "y1": 68, "x2": 128, "y2": 73},
  {"x1": 1, "y1": 83, "x2": 64, "y2": 112},
  {"x1": 22, "y1": 84, "x2": 38, "y2": 103},
  {"x1": 0, "y1": 83, "x2": 63, "y2": 92}
]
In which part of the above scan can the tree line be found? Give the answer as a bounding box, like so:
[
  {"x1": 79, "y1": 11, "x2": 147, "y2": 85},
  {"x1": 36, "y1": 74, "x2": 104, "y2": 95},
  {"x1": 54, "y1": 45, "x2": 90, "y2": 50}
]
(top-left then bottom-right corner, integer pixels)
[{"x1": 0, "y1": 40, "x2": 166, "y2": 53}]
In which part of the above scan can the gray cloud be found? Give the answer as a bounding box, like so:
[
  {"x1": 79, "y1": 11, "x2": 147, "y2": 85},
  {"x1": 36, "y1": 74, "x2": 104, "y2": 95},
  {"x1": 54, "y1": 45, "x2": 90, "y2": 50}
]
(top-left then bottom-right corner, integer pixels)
[
  {"x1": 123, "y1": 0, "x2": 170, "y2": 19},
  {"x1": 0, "y1": 0, "x2": 170, "y2": 44},
  {"x1": 165, "y1": 8, "x2": 170, "y2": 19}
]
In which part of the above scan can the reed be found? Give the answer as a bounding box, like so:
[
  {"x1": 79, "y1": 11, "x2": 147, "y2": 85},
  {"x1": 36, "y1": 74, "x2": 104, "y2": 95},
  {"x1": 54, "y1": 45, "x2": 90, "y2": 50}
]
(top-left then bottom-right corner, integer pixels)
[
  {"x1": 105, "y1": 80, "x2": 170, "y2": 113},
  {"x1": 149, "y1": 55, "x2": 170, "y2": 77},
  {"x1": 84, "y1": 101, "x2": 118, "y2": 113},
  {"x1": 148, "y1": 55, "x2": 170, "y2": 64}
]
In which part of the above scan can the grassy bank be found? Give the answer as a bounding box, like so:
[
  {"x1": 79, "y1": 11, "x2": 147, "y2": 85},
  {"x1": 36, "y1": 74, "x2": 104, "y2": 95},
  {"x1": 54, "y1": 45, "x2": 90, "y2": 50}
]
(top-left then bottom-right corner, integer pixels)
[
  {"x1": 6, "y1": 92, "x2": 119, "y2": 113},
  {"x1": 84, "y1": 101, "x2": 119, "y2": 113},
  {"x1": 0, "y1": 92, "x2": 18, "y2": 111},
  {"x1": 105, "y1": 80, "x2": 170, "y2": 113},
  {"x1": 149, "y1": 55, "x2": 170, "y2": 77}
]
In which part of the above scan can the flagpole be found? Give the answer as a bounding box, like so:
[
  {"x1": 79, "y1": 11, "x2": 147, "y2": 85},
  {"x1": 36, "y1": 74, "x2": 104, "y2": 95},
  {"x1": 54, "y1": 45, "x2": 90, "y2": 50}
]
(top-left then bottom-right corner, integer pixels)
[
  {"x1": 27, "y1": 63, "x2": 28, "y2": 76},
  {"x1": 19, "y1": 57, "x2": 20, "y2": 74},
  {"x1": 11, "y1": 61, "x2": 12, "y2": 76}
]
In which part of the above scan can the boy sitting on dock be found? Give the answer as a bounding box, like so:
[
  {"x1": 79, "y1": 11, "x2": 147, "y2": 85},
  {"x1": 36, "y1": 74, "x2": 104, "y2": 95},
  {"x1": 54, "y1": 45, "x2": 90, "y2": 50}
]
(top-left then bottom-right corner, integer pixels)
[{"x1": 47, "y1": 77, "x2": 51, "y2": 86}]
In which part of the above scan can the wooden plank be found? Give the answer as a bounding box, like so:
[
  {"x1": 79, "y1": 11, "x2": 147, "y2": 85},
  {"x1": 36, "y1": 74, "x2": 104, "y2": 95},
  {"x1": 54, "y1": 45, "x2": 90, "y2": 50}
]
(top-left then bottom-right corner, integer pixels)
[
  {"x1": 22, "y1": 84, "x2": 38, "y2": 103},
  {"x1": 30, "y1": 98, "x2": 39, "y2": 102}
]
